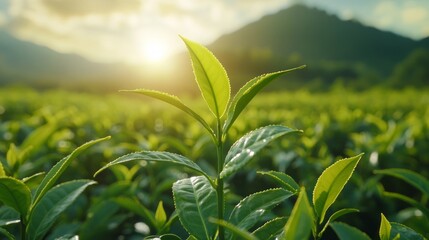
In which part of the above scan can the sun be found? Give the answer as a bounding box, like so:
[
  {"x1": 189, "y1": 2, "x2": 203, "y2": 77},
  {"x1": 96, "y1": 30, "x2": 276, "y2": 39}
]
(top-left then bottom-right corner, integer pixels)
[
  {"x1": 141, "y1": 41, "x2": 167, "y2": 62},
  {"x1": 138, "y1": 38, "x2": 171, "y2": 63}
]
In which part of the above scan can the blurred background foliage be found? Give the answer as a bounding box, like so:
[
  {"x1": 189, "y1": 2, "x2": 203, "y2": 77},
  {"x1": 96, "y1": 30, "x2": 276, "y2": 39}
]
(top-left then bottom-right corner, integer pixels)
[{"x1": 1, "y1": 87, "x2": 428, "y2": 238}]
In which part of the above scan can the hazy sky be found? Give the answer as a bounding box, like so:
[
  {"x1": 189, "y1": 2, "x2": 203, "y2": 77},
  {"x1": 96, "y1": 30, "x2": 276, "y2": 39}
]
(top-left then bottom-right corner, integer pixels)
[{"x1": 0, "y1": 0, "x2": 428, "y2": 64}]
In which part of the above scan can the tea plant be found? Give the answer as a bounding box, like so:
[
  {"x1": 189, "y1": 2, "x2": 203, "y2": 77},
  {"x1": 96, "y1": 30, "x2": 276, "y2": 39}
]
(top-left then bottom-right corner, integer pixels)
[
  {"x1": 94, "y1": 37, "x2": 368, "y2": 239},
  {"x1": 0, "y1": 136, "x2": 109, "y2": 240},
  {"x1": 374, "y1": 168, "x2": 429, "y2": 238}
]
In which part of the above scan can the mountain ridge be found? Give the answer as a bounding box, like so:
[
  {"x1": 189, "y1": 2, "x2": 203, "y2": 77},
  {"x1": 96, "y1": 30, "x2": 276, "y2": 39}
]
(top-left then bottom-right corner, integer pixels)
[{"x1": 0, "y1": 4, "x2": 427, "y2": 91}]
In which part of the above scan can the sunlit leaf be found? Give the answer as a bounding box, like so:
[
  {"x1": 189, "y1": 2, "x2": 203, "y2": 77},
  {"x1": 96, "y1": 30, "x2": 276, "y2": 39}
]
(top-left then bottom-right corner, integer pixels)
[
  {"x1": 172, "y1": 176, "x2": 217, "y2": 239},
  {"x1": 209, "y1": 218, "x2": 257, "y2": 240},
  {"x1": 375, "y1": 168, "x2": 429, "y2": 196},
  {"x1": 32, "y1": 137, "x2": 110, "y2": 208},
  {"x1": 121, "y1": 89, "x2": 214, "y2": 138},
  {"x1": 330, "y1": 222, "x2": 371, "y2": 240},
  {"x1": 283, "y1": 187, "x2": 314, "y2": 240},
  {"x1": 180, "y1": 36, "x2": 230, "y2": 119},
  {"x1": 223, "y1": 66, "x2": 305, "y2": 133},
  {"x1": 221, "y1": 125, "x2": 300, "y2": 179},
  {"x1": 20, "y1": 123, "x2": 57, "y2": 158},
  {"x1": 379, "y1": 213, "x2": 391, "y2": 240},
  {"x1": 229, "y1": 188, "x2": 294, "y2": 230},
  {"x1": 0, "y1": 162, "x2": 5, "y2": 177},
  {"x1": 252, "y1": 217, "x2": 288, "y2": 240},
  {"x1": 0, "y1": 177, "x2": 31, "y2": 217},
  {"x1": 257, "y1": 171, "x2": 299, "y2": 193},
  {"x1": 26, "y1": 180, "x2": 96, "y2": 240},
  {"x1": 6, "y1": 143, "x2": 18, "y2": 170},
  {"x1": 313, "y1": 153, "x2": 363, "y2": 223},
  {"x1": 155, "y1": 201, "x2": 167, "y2": 228},
  {"x1": 95, "y1": 151, "x2": 212, "y2": 183}
]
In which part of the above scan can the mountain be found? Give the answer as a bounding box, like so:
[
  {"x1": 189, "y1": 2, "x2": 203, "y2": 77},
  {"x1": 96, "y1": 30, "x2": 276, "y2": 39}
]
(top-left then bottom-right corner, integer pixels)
[
  {"x1": 1, "y1": 4, "x2": 428, "y2": 92},
  {"x1": 209, "y1": 4, "x2": 428, "y2": 89}
]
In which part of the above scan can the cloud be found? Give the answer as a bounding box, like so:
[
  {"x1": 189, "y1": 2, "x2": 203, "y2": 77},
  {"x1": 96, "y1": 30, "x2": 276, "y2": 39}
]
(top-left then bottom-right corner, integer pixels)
[
  {"x1": 401, "y1": 7, "x2": 427, "y2": 24},
  {"x1": 40, "y1": 0, "x2": 142, "y2": 18},
  {"x1": 3, "y1": 0, "x2": 294, "y2": 64},
  {"x1": 3, "y1": 0, "x2": 428, "y2": 65}
]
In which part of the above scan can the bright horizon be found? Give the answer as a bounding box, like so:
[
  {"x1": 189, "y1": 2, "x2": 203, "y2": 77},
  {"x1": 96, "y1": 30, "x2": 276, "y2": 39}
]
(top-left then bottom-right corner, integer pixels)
[{"x1": 0, "y1": 0, "x2": 428, "y2": 65}]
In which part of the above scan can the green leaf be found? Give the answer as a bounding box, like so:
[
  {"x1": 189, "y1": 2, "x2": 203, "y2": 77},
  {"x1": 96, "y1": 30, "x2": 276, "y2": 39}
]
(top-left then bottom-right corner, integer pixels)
[
  {"x1": 223, "y1": 66, "x2": 305, "y2": 133},
  {"x1": 382, "y1": 191, "x2": 429, "y2": 218},
  {"x1": 0, "y1": 227, "x2": 15, "y2": 240},
  {"x1": 0, "y1": 177, "x2": 31, "y2": 217},
  {"x1": 283, "y1": 187, "x2": 314, "y2": 240},
  {"x1": 229, "y1": 188, "x2": 294, "y2": 230},
  {"x1": 374, "y1": 168, "x2": 429, "y2": 196},
  {"x1": 252, "y1": 217, "x2": 288, "y2": 240},
  {"x1": 379, "y1": 213, "x2": 391, "y2": 240},
  {"x1": 155, "y1": 201, "x2": 167, "y2": 228},
  {"x1": 0, "y1": 161, "x2": 5, "y2": 177},
  {"x1": 221, "y1": 125, "x2": 300, "y2": 179},
  {"x1": 0, "y1": 206, "x2": 20, "y2": 226},
  {"x1": 121, "y1": 89, "x2": 214, "y2": 138},
  {"x1": 113, "y1": 197, "x2": 156, "y2": 229},
  {"x1": 26, "y1": 180, "x2": 96, "y2": 240},
  {"x1": 79, "y1": 200, "x2": 121, "y2": 240},
  {"x1": 209, "y1": 218, "x2": 257, "y2": 240},
  {"x1": 32, "y1": 136, "x2": 110, "y2": 207},
  {"x1": 257, "y1": 171, "x2": 299, "y2": 193},
  {"x1": 20, "y1": 123, "x2": 57, "y2": 156},
  {"x1": 319, "y1": 208, "x2": 359, "y2": 238},
  {"x1": 172, "y1": 176, "x2": 217, "y2": 239},
  {"x1": 6, "y1": 143, "x2": 18, "y2": 169},
  {"x1": 313, "y1": 153, "x2": 363, "y2": 223},
  {"x1": 94, "y1": 151, "x2": 212, "y2": 183},
  {"x1": 22, "y1": 172, "x2": 45, "y2": 183},
  {"x1": 180, "y1": 36, "x2": 230, "y2": 119},
  {"x1": 391, "y1": 222, "x2": 425, "y2": 240},
  {"x1": 330, "y1": 222, "x2": 371, "y2": 240}
]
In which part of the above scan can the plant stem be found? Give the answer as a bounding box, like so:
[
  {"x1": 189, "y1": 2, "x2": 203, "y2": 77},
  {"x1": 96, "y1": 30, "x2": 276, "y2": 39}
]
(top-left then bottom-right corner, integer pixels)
[
  {"x1": 216, "y1": 118, "x2": 225, "y2": 240},
  {"x1": 21, "y1": 218, "x2": 25, "y2": 240}
]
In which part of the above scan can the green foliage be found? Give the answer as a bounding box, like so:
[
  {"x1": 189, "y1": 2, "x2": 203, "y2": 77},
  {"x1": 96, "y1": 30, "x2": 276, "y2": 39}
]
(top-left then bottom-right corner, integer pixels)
[
  {"x1": 221, "y1": 125, "x2": 300, "y2": 179},
  {"x1": 0, "y1": 177, "x2": 31, "y2": 217},
  {"x1": 389, "y1": 49, "x2": 429, "y2": 88},
  {"x1": 257, "y1": 171, "x2": 299, "y2": 193},
  {"x1": 172, "y1": 176, "x2": 218, "y2": 239},
  {"x1": 222, "y1": 67, "x2": 305, "y2": 133},
  {"x1": 97, "y1": 37, "x2": 303, "y2": 240},
  {"x1": 180, "y1": 36, "x2": 230, "y2": 119},
  {"x1": 375, "y1": 168, "x2": 429, "y2": 196},
  {"x1": 228, "y1": 188, "x2": 294, "y2": 230},
  {"x1": 0, "y1": 137, "x2": 108, "y2": 240},
  {"x1": 330, "y1": 222, "x2": 371, "y2": 240},
  {"x1": 313, "y1": 153, "x2": 363, "y2": 223},
  {"x1": 283, "y1": 187, "x2": 314, "y2": 240},
  {"x1": 26, "y1": 180, "x2": 96, "y2": 240},
  {"x1": 2, "y1": 36, "x2": 428, "y2": 239},
  {"x1": 379, "y1": 213, "x2": 392, "y2": 240}
]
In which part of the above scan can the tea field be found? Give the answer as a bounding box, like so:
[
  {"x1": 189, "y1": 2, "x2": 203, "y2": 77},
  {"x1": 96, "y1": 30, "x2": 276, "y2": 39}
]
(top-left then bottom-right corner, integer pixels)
[{"x1": 1, "y1": 86, "x2": 428, "y2": 239}]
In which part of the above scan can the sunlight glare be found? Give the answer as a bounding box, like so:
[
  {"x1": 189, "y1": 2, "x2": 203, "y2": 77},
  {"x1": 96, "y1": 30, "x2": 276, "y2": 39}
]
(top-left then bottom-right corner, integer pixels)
[{"x1": 138, "y1": 38, "x2": 171, "y2": 63}]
